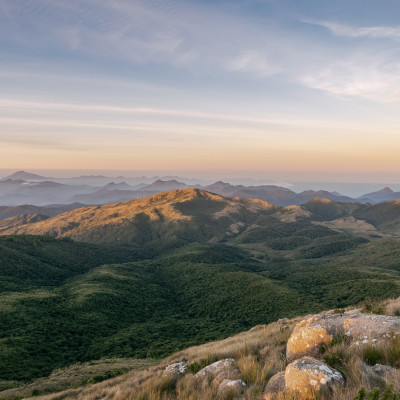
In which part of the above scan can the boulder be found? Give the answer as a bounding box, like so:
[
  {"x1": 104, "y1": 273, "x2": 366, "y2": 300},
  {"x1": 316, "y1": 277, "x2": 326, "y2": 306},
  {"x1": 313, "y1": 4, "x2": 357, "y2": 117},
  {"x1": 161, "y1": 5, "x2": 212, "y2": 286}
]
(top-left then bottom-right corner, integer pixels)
[
  {"x1": 371, "y1": 363, "x2": 399, "y2": 377},
  {"x1": 195, "y1": 358, "x2": 236, "y2": 378},
  {"x1": 263, "y1": 371, "x2": 286, "y2": 400},
  {"x1": 212, "y1": 369, "x2": 242, "y2": 386},
  {"x1": 217, "y1": 379, "x2": 246, "y2": 398},
  {"x1": 343, "y1": 313, "x2": 400, "y2": 343},
  {"x1": 285, "y1": 357, "x2": 344, "y2": 399},
  {"x1": 163, "y1": 362, "x2": 188, "y2": 377},
  {"x1": 287, "y1": 312, "x2": 400, "y2": 361},
  {"x1": 287, "y1": 324, "x2": 334, "y2": 362}
]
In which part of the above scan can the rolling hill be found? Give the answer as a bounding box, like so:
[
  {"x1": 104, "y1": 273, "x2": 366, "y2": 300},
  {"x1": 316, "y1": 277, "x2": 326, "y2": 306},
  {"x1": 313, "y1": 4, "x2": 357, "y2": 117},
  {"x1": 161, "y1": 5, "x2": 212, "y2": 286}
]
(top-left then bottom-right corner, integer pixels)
[{"x1": 0, "y1": 189, "x2": 280, "y2": 247}]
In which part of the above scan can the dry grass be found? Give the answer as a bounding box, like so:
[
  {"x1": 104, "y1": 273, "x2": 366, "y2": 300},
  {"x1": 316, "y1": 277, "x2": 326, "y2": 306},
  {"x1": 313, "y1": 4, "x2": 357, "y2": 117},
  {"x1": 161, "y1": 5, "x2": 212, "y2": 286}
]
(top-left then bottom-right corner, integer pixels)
[
  {"x1": 18, "y1": 321, "x2": 295, "y2": 400},
  {"x1": 0, "y1": 359, "x2": 156, "y2": 400},
  {"x1": 384, "y1": 297, "x2": 400, "y2": 316}
]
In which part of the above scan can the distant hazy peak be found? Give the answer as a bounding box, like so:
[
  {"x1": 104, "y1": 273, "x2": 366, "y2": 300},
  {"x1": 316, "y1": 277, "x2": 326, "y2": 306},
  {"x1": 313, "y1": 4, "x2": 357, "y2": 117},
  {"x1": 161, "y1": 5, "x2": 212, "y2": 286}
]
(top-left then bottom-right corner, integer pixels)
[
  {"x1": 379, "y1": 187, "x2": 394, "y2": 193},
  {"x1": 1, "y1": 170, "x2": 47, "y2": 180}
]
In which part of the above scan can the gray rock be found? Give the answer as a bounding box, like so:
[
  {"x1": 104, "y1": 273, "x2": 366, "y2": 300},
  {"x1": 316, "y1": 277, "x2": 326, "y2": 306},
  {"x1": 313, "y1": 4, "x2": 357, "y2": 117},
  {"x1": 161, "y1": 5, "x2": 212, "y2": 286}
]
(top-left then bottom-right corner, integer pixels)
[
  {"x1": 163, "y1": 362, "x2": 188, "y2": 377},
  {"x1": 212, "y1": 369, "x2": 242, "y2": 386},
  {"x1": 263, "y1": 371, "x2": 285, "y2": 400},
  {"x1": 285, "y1": 357, "x2": 344, "y2": 399},
  {"x1": 278, "y1": 318, "x2": 289, "y2": 323},
  {"x1": 217, "y1": 379, "x2": 246, "y2": 398},
  {"x1": 371, "y1": 363, "x2": 399, "y2": 376},
  {"x1": 195, "y1": 358, "x2": 236, "y2": 378}
]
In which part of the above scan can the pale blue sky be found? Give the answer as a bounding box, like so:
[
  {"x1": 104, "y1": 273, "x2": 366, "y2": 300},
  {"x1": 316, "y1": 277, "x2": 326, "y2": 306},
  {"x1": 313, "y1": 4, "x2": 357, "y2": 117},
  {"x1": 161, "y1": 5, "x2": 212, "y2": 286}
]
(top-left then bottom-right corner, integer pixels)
[{"x1": 1, "y1": 0, "x2": 400, "y2": 180}]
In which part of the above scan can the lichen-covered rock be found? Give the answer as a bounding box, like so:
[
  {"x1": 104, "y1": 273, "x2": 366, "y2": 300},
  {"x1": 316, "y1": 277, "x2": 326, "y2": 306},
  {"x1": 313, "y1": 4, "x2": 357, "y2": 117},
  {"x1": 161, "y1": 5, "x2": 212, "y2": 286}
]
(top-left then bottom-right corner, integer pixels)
[
  {"x1": 212, "y1": 369, "x2": 242, "y2": 386},
  {"x1": 217, "y1": 379, "x2": 246, "y2": 398},
  {"x1": 287, "y1": 325, "x2": 334, "y2": 362},
  {"x1": 287, "y1": 312, "x2": 400, "y2": 361},
  {"x1": 163, "y1": 362, "x2": 188, "y2": 377},
  {"x1": 343, "y1": 313, "x2": 400, "y2": 344},
  {"x1": 285, "y1": 357, "x2": 344, "y2": 399},
  {"x1": 263, "y1": 371, "x2": 286, "y2": 400},
  {"x1": 195, "y1": 358, "x2": 236, "y2": 378}
]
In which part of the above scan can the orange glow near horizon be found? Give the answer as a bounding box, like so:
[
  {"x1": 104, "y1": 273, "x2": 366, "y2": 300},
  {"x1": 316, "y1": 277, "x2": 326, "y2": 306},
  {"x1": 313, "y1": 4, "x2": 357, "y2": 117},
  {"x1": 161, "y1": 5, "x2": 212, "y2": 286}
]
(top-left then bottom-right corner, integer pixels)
[{"x1": 1, "y1": 129, "x2": 400, "y2": 178}]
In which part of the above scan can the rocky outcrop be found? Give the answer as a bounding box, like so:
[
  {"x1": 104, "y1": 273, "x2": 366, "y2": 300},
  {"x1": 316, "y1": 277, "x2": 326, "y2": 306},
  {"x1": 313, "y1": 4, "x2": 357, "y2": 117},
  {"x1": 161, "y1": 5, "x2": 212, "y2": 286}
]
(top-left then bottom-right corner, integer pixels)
[
  {"x1": 285, "y1": 357, "x2": 344, "y2": 399},
  {"x1": 212, "y1": 369, "x2": 242, "y2": 386},
  {"x1": 195, "y1": 358, "x2": 236, "y2": 378},
  {"x1": 217, "y1": 379, "x2": 246, "y2": 398},
  {"x1": 343, "y1": 313, "x2": 400, "y2": 343},
  {"x1": 163, "y1": 362, "x2": 188, "y2": 377},
  {"x1": 287, "y1": 312, "x2": 400, "y2": 361},
  {"x1": 263, "y1": 371, "x2": 286, "y2": 400}
]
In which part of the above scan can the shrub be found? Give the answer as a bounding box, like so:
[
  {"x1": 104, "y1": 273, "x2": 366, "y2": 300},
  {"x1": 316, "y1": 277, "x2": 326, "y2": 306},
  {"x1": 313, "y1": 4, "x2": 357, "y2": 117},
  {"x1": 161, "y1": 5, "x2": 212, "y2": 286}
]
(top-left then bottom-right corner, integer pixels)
[
  {"x1": 363, "y1": 346, "x2": 385, "y2": 366},
  {"x1": 369, "y1": 388, "x2": 381, "y2": 400},
  {"x1": 189, "y1": 361, "x2": 201, "y2": 374}
]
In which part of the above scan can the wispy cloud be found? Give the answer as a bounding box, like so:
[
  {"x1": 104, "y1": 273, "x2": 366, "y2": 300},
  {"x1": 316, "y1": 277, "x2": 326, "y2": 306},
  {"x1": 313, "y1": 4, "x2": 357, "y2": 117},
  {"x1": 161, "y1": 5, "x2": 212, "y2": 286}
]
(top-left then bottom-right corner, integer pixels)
[
  {"x1": 301, "y1": 69, "x2": 400, "y2": 102},
  {"x1": 0, "y1": 0, "x2": 285, "y2": 77},
  {"x1": 0, "y1": 98, "x2": 380, "y2": 130},
  {"x1": 227, "y1": 50, "x2": 281, "y2": 76},
  {"x1": 2, "y1": 0, "x2": 400, "y2": 108},
  {"x1": 0, "y1": 134, "x2": 88, "y2": 151},
  {"x1": 303, "y1": 19, "x2": 400, "y2": 40}
]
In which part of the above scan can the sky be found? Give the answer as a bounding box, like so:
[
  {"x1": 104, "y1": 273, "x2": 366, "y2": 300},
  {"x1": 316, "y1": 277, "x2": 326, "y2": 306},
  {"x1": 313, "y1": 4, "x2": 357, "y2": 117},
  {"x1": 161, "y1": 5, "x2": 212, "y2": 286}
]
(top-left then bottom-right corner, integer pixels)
[{"x1": 1, "y1": 0, "x2": 400, "y2": 181}]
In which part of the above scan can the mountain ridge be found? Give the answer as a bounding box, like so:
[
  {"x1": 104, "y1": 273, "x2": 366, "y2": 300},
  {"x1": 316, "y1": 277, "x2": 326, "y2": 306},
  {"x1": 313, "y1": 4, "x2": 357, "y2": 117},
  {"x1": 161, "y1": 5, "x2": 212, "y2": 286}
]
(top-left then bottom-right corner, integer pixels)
[{"x1": 0, "y1": 189, "x2": 280, "y2": 246}]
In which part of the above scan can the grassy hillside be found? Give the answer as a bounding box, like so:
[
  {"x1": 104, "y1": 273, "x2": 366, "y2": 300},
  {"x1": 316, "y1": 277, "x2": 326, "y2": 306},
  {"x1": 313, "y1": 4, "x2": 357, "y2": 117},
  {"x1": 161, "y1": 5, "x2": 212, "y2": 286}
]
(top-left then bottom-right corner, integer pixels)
[
  {"x1": 0, "y1": 190, "x2": 281, "y2": 249},
  {"x1": 1, "y1": 190, "x2": 399, "y2": 248}
]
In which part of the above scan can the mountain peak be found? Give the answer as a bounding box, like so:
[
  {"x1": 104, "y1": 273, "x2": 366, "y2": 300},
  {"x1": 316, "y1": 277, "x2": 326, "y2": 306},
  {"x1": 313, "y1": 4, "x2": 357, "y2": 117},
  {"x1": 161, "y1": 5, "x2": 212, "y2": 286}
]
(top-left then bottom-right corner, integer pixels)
[
  {"x1": 210, "y1": 181, "x2": 232, "y2": 186},
  {"x1": 152, "y1": 179, "x2": 182, "y2": 185},
  {"x1": 2, "y1": 170, "x2": 47, "y2": 180},
  {"x1": 379, "y1": 187, "x2": 394, "y2": 193},
  {"x1": 140, "y1": 188, "x2": 220, "y2": 202}
]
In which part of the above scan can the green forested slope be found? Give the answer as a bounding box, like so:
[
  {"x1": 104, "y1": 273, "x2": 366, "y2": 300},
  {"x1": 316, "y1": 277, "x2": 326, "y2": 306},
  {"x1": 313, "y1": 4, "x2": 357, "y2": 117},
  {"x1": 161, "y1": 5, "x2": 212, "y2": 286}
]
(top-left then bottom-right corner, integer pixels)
[{"x1": 1, "y1": 237, "x2": 400, "y2": 387}]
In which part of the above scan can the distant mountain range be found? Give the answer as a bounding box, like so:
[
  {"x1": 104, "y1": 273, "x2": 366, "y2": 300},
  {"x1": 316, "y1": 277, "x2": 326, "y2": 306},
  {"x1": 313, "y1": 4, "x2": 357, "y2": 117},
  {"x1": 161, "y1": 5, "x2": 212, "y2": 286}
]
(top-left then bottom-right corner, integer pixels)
[
  {"x1": 1, "y1": 170, "x2": 400, "y2": 207},
  {"x1": 0, "y1": 179, "x2": 97, "y2": 206}
]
